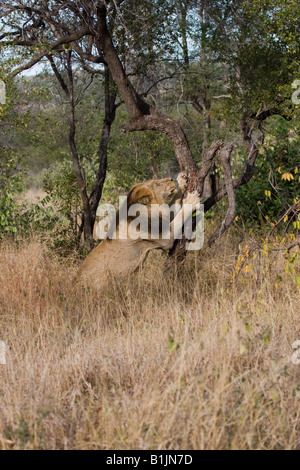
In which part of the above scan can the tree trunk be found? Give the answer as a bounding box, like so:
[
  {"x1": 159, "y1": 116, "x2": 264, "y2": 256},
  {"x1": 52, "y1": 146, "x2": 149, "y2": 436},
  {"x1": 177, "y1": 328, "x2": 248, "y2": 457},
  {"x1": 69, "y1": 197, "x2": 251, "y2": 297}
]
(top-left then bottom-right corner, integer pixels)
[
  {"x1": 94, "y1": 3, "x2": 262, "y2": 262},
  {"x1": 67, "y1": 52, "x2": 94, "y2": 244},
  {"x1": 96, "y1": 4, "x2": 198, "y2": 182},
  {"x1": 89, "y1": 67, "x2": 117, "y2": 229},
  {"x1": 50, "y1": 52, "x2": 116, "y2": 249}
]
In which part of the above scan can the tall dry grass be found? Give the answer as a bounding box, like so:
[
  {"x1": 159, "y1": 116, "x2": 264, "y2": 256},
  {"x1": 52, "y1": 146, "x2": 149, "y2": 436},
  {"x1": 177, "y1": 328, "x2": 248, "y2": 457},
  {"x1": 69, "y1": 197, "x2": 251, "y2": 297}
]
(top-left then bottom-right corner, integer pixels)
[{"x1": 0, "y1": 235, "x2": 299, "y2": 450}]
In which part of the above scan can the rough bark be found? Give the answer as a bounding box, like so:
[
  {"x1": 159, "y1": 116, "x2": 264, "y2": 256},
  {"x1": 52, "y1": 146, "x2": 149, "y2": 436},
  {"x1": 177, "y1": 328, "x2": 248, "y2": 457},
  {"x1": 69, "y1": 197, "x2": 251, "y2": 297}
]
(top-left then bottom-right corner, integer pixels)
[
  {"x1": 66, "y1": 52, "x2": 93, "y2": 243},
  {"x1": 48, "y1": 53, "x2": 116, "y2": 247},
  {"x1": 204, "y1": 113, "x2": 261, "y2": 213},
  {"x1": 89, "y1": 67, "x2": 117, "y2": 226},
  {"x1": 96, "y1": 3, "x2": 198, "y2": 180},
  {"x1": 2, "y1": 0, "x2": 268, "y2": 256},
  {"x1": 207, "y1": 142, "x2": 236, "y2": 246}
]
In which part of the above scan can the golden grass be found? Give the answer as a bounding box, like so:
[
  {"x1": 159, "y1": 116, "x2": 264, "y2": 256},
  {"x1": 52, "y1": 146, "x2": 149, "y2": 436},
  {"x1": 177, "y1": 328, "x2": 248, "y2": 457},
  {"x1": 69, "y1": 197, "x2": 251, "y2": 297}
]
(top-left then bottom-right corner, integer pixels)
[{"x1": 0, "y1": 235, "x2": 299, "y2": 450}]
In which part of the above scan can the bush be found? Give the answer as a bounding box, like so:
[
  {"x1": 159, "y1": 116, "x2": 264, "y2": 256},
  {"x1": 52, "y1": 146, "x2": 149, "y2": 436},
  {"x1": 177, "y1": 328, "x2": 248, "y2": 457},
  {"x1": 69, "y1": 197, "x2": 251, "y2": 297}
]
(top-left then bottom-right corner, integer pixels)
[
  {"x1": 236, "y1": 116, "x2": 300, "y2": 232},
  {"x1": 0, "y1": 149, "x2": 23, "y2": 238},
  {"x1": 0, "y1": 147, "x2": 59, "y2": 242}
]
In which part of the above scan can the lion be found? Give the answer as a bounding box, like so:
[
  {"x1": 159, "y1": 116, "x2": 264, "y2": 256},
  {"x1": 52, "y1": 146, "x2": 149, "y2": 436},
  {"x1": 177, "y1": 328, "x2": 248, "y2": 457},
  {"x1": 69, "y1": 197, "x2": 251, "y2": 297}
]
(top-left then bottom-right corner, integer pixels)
[{"x1": 75, "y1": 173, "x2": 200, "y2": 291}]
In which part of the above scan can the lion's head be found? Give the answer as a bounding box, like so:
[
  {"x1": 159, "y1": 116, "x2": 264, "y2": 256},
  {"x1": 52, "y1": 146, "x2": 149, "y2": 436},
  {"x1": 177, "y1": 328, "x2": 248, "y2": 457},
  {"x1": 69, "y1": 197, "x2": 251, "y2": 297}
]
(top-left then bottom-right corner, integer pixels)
[{"x1": 127, "y1": 178, "x2": 176, "y2": 208}]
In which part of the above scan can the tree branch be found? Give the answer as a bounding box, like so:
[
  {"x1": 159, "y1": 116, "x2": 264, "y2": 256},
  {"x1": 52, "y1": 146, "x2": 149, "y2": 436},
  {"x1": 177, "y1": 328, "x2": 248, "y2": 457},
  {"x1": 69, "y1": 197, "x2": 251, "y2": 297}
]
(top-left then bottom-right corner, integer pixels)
[
  {"x1": 47, "y1": 54, "x2": 69, "y2": 97},
  {"x1": 8, "y1": 26, "x2": 90, "y2": 77},
  {"x1": 95, "y1": 2, "x2": 198, "y2": 177},
  {"x1": 204, "y1": 111, "x2": 263, "y2": 213},
  {"x1": 208, "y1": 142, "x2": 236, "y2": 246},
  {"x1": 196, "y1": 140, "x2": 223, "y2": 196}
]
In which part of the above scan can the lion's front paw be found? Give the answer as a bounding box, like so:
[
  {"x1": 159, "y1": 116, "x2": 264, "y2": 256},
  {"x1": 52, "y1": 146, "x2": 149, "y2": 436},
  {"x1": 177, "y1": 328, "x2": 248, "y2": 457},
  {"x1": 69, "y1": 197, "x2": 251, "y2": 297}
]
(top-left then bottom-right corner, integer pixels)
[
  {"x1": 183, "y1": 191, "x2": 200, "y2": 210},
  {"x1": 177, "y1": 172, "x2": 188, "y2": 192}
]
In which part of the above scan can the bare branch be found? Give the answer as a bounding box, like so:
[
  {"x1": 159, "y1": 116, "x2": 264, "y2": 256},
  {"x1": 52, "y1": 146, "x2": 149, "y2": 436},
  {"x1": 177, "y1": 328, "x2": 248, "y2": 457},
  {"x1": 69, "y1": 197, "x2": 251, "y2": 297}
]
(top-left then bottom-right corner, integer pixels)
[
  {"x1": 96, "y1": 2, "x2": 198, "y2": 176},
  {"x1": 75, "y1": 74, "x2": 94, "y2": 106},
  {"x1": 267, "y1": 201, "x2": 300, "y2": 238},
  {"x1": 204, "y1": 111, "x2": 264, "y2": 213},
  {"x1": 204, "y1": 143, "x2": 258, "y2": 213},
  {"x1": 8, "y1": 26, "x2": 90, "y2": 77},
  {"x1": 141, "y1": 72, "x2": 178, "y2": 97},
  {"x1": 208, "y1": 142, "x2": 236, "y2": 246},
  {"x1": 78, "y1": 60, "x2": 105, "y2": 76},
  {"x1": 212, "y1": 94, "x2": 232, "y2": 99},
  {"x1": 196, "y1": 140, "x2": 223, "y2": 196},
  {"x1": 47, "y1": 54, "x2": 69, "y2": 97},
  {"x1": 71, "y1": 42, "x2": 104, "y2": 64}
]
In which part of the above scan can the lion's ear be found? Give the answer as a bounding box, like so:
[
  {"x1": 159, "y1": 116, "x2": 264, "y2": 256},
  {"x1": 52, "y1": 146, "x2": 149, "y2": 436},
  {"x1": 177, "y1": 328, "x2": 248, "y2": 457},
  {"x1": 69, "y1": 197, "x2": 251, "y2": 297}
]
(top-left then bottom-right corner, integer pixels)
[
  {"x1": 137, "y1": 194, "x2": 152, "y2": 205},
  {"x1": 129, "y1": 186, "x2": 154, "y2": 206}
]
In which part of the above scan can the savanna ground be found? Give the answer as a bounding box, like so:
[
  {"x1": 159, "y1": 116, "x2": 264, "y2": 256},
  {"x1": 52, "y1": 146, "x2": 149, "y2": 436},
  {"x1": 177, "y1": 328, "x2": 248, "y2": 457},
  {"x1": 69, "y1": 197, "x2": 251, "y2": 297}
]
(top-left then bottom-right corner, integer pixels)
[{"x1": 0, "y1": 233, "x2": 299, "y2": 450}]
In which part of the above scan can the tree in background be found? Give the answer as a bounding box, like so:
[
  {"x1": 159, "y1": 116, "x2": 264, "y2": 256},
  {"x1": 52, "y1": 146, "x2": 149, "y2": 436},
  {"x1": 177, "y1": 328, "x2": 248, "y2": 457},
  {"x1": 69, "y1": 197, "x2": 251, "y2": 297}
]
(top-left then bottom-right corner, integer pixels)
[{"x1": 0, "y1": 0, "x2": 299, "y2": 255}]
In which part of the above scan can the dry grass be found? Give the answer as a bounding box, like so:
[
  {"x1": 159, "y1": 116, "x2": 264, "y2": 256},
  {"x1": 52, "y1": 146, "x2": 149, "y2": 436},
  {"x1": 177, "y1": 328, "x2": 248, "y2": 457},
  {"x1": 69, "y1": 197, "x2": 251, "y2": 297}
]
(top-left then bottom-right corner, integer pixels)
[{"x1": 0, "y1": 235, "x2": 299, "y2": 450}]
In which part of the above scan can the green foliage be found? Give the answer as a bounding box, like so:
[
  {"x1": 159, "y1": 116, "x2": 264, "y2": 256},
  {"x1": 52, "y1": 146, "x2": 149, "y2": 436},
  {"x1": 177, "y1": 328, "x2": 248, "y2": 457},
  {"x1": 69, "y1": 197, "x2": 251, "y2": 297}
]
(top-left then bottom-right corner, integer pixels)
[
  {"x1": 0, "y1": 148, "x2": 59, "y2": 241},
  {"x1": 42, "y1": 157, "x2": 100, "y2": 253},
  {"x1": 13, "y1": 72, "x2": 105, "y2": 183},
  {"x1": 41, "y1": 160, "x2": 84, "y2": 253},
  {"x1": 43, "y1": 160, "x2": 80, "y2": 226},
  {"x1": 202, "y1": 0, "x2": 299, "y2": 118},
  {"x1": 236, "y1": 115, "x2": 300, "y2": 229},
  {"x1": 112, "y1": 0, "x2": 176, "y2": 70},
  {"x1": 0, "y1": 72, "x2": 59, "y2": 242},
  {"x1": 0, "y1": 149, "x2": 22, "y2": 237},
  {"x1": 1, "y1": 0, "x2": 299, "y2": 246},
  {"x1": 107, "y1": 111, "x2": 178, "y2": 190}
]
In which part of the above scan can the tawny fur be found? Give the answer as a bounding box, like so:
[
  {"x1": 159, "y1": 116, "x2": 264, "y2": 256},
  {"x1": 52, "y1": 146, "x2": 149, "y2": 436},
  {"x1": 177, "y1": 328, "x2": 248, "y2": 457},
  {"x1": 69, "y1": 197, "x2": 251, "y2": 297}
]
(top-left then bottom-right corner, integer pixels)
[{"x1": 75, "y1": 173, "x2": 199, "y2": 291}]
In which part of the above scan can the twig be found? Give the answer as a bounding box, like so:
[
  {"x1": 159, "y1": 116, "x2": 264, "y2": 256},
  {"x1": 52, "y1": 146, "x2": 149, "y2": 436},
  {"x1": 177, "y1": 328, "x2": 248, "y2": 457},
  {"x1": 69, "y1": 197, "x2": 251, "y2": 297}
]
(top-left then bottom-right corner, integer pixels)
[{"x1": 267, "y1": 201, "x2": 300, "y2": 238}]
